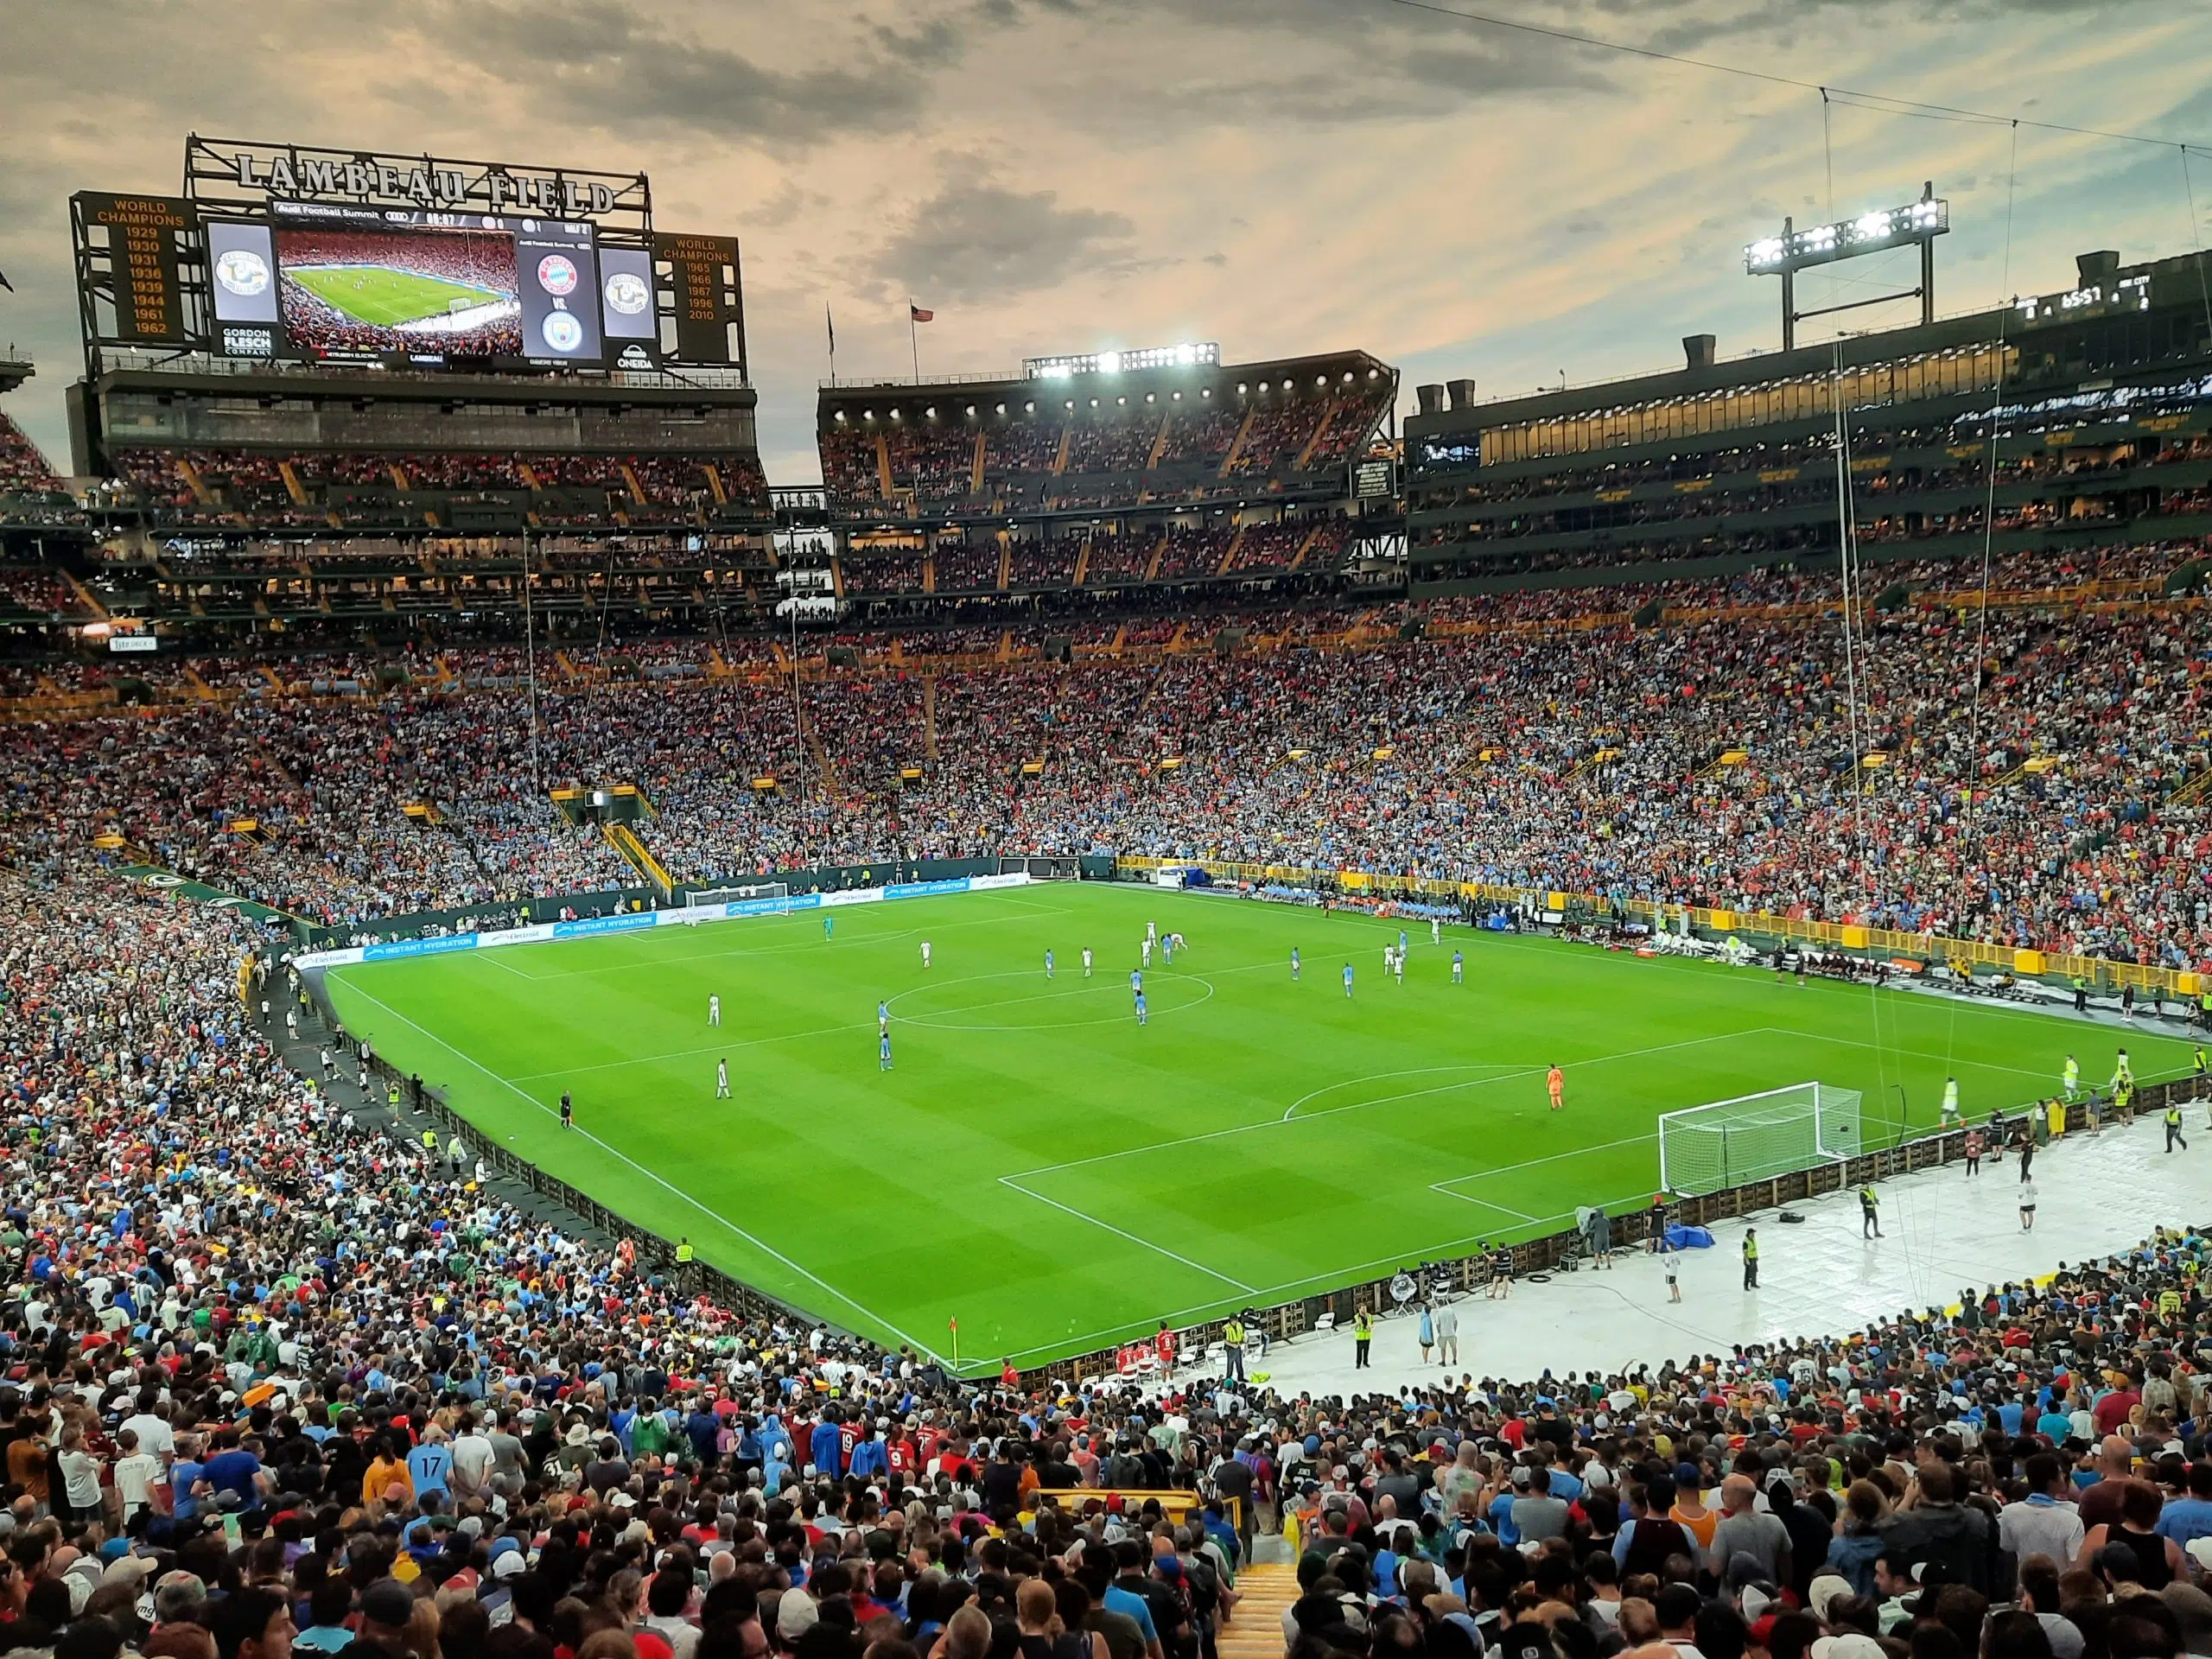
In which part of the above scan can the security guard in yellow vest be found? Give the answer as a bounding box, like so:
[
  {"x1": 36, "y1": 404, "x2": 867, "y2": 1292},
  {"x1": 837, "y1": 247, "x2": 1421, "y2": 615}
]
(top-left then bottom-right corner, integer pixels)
[
  {"x1": 2164, "y1": 1104, "x2": 2189, "y2": 1154},
  {"x1": 421, "y1": 1128, "x2": 438, "y2": 1154},
  {"x1": 1222, "y1": 1316, "x2": 1247, "y2": 1381},
  {"x1": 1742, "y1": 1228, "x2": 1760, "y2": 1289},
  {"x1": 1351, "y1": 1306, "x2": 1373, "y2": 1369},
  {"x1": 676, "y1": 1236, "x2": 696, "y2": 1264}
]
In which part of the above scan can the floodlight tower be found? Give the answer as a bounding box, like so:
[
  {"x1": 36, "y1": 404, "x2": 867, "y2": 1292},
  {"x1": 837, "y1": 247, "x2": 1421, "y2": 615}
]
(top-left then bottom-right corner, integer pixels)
[{"x1": 1745, "y1": 181, "x2": 1950, "y2": 349}]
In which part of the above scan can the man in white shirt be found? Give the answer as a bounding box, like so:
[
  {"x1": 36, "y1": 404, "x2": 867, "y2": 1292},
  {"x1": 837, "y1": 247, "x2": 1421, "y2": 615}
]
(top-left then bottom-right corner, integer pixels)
[
  {"x1": 120, "y1": 1396, "x2": 176, "y2": 1463},
  {"x1": 111, "y1": 1427, "x2": 163, "y2": 1523},
  {"x1": 1998, "y1": 1453, "x2": 2084, "y2": 1570},
  {"x1": 450, "y1": 1414, "x2": 496, "y2": 1501}
]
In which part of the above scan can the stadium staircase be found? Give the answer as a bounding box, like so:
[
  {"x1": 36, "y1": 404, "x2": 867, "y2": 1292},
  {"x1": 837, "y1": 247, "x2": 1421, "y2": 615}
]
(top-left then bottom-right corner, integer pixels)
[
  {"x1": 1293, "y1": 398, "x2": 1336, "y2": 470},
  {"x1": 1567, "y1": 745, "x2": 1623, "y2": 781},
  {"x1": 922, "y1": 553, "x2": 937, "y2": 594},
  {"x1": 2166, "y1": 761, "x2": 2212, "y2": 808},
  {"x1": 1218, "y1": 408, "x2": 1257, "y2": 476},
  {"x1": 1144, "y1": 415, "x2": 1173, "y2": 471},
  {"x1": 1071, "y1": 538, "x2": 1093, "y2": 587},
  {"x1": 1287, "y1": 525, "x2": 1324, "y2": 571},
  {"x1": 603, "y1": 822, "x2": 673, "y2": 898},
  {"x1": 1217, "y1": 1562, "x2": 1298, "y2": 1659},
  {"x1": 1051, "y1": 427, "x2": 1071, "y2": 475},
  {"x1": 619, "y1": 463, "x2": 647, "y2": 505},
  {"x1": 702, "y1": 464, "x2": 730, "y2": 507},
  {"x1": 176, "y1": 459, "x2": 214, "y2": 508},
  {"x1": 1693, "y1": 747, "x2": 1750, "y2": 781},
  {"x1": 1142, "y1": 536, "x2": 1168, "y2": 582},
  {"x1": 181, "y1": 664, "x2": 216, "y2": 701},
  {"x1": 1978, "y1": 754, "x2": 2060, "y2": 795},
  {"x1": 969, "y1": 433, "x2": 987, "y2": 493},
  {"x1": 995, "y1": 543, "x2": 1013, "y2": 591},
  {"x1": 874, "y1": 436, "x2": 895, "y2": 497},
  {"x1": 276, "y1": 461, "x2": 310, "y2": 507},
  {"x1": 60, "y1": 570, "x2": 108, "y2": 621},
  {"x1": 1213, "y1": 527, "x2": 1246, "y2": 578}
]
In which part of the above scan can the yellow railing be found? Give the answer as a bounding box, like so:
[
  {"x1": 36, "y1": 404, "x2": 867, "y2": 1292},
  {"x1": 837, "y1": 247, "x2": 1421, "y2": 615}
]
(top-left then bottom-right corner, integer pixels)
[{"x1": 1112, "y1": 856, "x2": 2205, "y2": 997}]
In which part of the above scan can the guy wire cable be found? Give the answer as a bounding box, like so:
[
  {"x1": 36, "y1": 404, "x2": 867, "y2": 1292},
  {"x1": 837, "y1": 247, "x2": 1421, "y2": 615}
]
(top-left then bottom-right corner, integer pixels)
[{"x1": 1827, "y1": 337, "x2": 1898, "y2": 1151}]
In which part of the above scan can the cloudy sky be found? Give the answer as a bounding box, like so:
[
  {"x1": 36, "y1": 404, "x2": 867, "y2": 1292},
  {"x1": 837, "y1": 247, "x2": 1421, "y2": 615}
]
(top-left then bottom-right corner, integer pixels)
[{"x1": 1, "y1": 0, "x2": 2206, "y2": 482}]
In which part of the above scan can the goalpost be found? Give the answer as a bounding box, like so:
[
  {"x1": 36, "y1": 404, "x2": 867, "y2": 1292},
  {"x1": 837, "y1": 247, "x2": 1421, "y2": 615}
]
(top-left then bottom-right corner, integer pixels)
[
  {"x1": 1657, "y1": 1082, "x2": 1862, "y2": 1197},
  {"x1": 684, "y1": 880, "x2": 791, "y2": 911}
]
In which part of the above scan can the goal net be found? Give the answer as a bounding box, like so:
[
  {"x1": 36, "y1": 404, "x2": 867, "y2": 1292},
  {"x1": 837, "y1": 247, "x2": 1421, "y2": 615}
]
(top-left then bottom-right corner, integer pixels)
[
  {"x1": 684, "y1": 881, "x2": 791, "y2": 911},
  {"x1": 1657, "y1": 1082, "x2": 1861, "y2": 1197},
  {"x1": 997, "y1": 856, "x2": 1078, "y2": 880}
]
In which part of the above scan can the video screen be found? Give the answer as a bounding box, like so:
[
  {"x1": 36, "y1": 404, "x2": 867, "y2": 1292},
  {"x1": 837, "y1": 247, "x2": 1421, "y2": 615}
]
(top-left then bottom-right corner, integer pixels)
[
  {"x1": 274, "y1": 219, "x2": 524, "y2": 359},
  {"x1": 246, "y1": 204, "x2": 607, "y2": 365}
]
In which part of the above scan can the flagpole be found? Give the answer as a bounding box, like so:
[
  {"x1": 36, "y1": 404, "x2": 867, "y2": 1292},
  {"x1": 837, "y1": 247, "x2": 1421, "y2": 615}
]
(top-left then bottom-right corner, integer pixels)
[
  {"x1": 909, "y1": 301, "x2": 920, "y2": 381},
  {"x1": 826, "y1": 303, "x2": 836, "y2": 387}
]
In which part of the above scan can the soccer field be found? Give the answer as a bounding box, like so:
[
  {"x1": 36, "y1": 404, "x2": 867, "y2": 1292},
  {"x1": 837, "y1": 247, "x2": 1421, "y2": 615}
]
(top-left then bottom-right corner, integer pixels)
[
  {"x1": 286, "y1": 265, "x2": 509, "y2": 327},
  {"x1": 321, "y1": 881, "x2": 2190, "y2": 1371}
]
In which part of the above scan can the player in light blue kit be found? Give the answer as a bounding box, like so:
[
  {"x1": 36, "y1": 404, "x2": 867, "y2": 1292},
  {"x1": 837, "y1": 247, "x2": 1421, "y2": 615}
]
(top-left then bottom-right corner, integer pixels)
[
  {"x1": 878, "y1": 1000, "x2": 890, "y2": 1033},
  {"x1": 1134, "y1": 990, "x2": 1148, "y2": 1026},
  {"x1": 1291, "y1": 946, "x2": 1301, "y2": 981},
  {"x1": 1452, "y1": 949, "x2": 1464, "y2": 984},
  {"x1": 1398, "y1": 928, "x2": 1408, "y2": 957},
  {"x1": 824, "y1": 915, "x2": 834, "y2": 939},
  {"x1": 1046, "y1": 948, "x2": 1055, "y2": 979},
  {"x1": 879, "y1": 1030, "x2": 893, "y2": 1070},
  {"x1": 1343, "y1": 962, "x2": 1354, "y2": 998},
  {"x1": 1130, "y1": 968, "x2": 1141, "y2": 995}
]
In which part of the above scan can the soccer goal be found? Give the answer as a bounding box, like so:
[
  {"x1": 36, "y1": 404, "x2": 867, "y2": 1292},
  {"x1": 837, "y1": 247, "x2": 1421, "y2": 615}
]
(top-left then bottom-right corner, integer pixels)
[
  {"x1": 997, "y1": 856, "x2": 1079, "y2": 880},
  {"x1": 1657, "y1": 1082, "x2": 1862, "y2": 1197},
  {"x1": 684, "y1": 880, "x2": 791, "y2": 911}
]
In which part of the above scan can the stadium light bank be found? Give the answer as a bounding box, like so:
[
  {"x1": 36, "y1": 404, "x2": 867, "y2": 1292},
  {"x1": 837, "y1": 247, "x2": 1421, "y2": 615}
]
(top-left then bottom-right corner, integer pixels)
[
  {"x1": 1745, "y1": 184, "x2": 1948, "y2": 350},
  {"x1": 1022, "y1": 341, "x2": 1220, "y2": 379}
]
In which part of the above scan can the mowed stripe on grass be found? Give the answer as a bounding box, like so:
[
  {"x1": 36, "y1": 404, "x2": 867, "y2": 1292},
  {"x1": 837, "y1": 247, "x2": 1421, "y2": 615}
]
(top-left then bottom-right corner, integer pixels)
[{"x1": 322, "y1": 883, "x2": 2187, "y2": 1370}]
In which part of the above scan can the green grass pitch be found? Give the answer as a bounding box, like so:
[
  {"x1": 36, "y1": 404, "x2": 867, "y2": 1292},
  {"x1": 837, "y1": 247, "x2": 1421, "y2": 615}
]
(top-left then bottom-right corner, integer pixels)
[
  {"x1": 286, "y1": 265, "x2": 508, "y2": 327},
  {"x1": 321, "y1": 882, "x2": 2190, "y2": 1372}
]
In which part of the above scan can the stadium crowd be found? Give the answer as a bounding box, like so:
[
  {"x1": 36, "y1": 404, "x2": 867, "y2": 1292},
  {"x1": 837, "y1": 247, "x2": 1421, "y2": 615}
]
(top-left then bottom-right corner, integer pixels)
[
  {"x1": 0, "y1": 855, "x2": 2209, "y2": 1658},
  {"x1": 3, "y1": 544, "x2": 2212, "y2": 961}
]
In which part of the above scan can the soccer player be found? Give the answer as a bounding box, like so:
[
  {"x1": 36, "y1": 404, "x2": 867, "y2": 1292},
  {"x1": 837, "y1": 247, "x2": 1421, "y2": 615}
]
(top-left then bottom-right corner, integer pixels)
[
  {"x1": 1147, "y1": 920, "x2": 1157, "y2": 945},
  {"x1": 1547, "y1": 1064, "x2": 1565, "y2": 1112},
  {"x1": 715, "y1": 1058, "x2": 730, "y2": 1099},
  {"x1": 877, "y1": 1000, "x2": 890, "y2": 1034},
  {"x1": 708, "y1": 994, "x2": 721, "y2": 1028},
  {"x1": 1452, "y1": 949, "x2": 1464, "y2": 984},
  {"x1": 920, "y1": 940, "x2": 931, "y2": 969},
  {"x1": 1082, "y1": 947, "x2": 1093, "y2": 977},
  {"x1": 1129, "y1": 968, "x2": 1142, "y2": 997},
  {"x1": 1431, "y1": 918, "x2": 1441, "y2": 944},
  {"x1": 1162, "y1": 936, "x2": 1173, "y2": 966},
  {"x1": 2111, "y1": 1048, "x2": 2133, "y2": 1093},
  {"x1": 1398, "y1": 928, "x2": 1408, "y2": 957},
  {"x1": 1141, "y1": 937, "x2": 1153, "y2": 969},
  {"x1": 559, "y1": 1091, "x2": 574, "y2": 1131},
  {"x1": 1291, "y1": 946, "x2": 1301, "y2": 981},
  {"x1": 1134, "y1": 991, "x2": 1148, "y2": 1027},
  {"x1": 1940, "y1": 1077, "x2": 1960, "y2": 1126},
  {"x1": 1343, "y1": 962, "x2": 1354, "y2": 998},
  {"x1": 880, "y1": 1031, "x2": 893, "y2": 1071},
  {"x1": 1045, "y1": 948, "x2": 1055, "y2": 979},
  {"x1": 824, "y1": 915, "x2": 835, "y2": 940},
  {"x1": 1393, "y1": 950, "x2": 1404, "y2": 987}
]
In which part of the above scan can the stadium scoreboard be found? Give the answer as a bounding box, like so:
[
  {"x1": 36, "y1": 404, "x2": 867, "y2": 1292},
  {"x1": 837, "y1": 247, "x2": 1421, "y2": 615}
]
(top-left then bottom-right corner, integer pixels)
[{"x1": 72, "y1": 137, "x2": 747, "y2": 378}]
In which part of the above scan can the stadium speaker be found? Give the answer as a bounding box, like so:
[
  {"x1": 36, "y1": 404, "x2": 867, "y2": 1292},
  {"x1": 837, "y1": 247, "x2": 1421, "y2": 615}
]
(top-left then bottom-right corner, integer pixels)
[
  {"x1": 1042, "y1": 634, "x2": 1073, "y2": 663},
  {"x1": 1446, "y1": 378, "x2": 1478, "y2": 410},
  {"x1": 1682, "y1": 334, "x2": 1717, "y2": 370},
  {"x1": 1415, "y1": 384, "x2": 1446, "y2": 416},
  {"x1": 1631, "y1": 598, "x2": 1663, "y2": 629},
  {"x1": 1214, "y1": 626, "x2": 1246, "y2": 657},
  {"x1": 1875, "y1": 582, "x2": 1911, "y2": 613},
  {"x1": 827, "y1": 645, "x2": 860, "y2": 668},
  {"x1": 1397, "y1": 618, "x2": 1425, "y2": 641}
]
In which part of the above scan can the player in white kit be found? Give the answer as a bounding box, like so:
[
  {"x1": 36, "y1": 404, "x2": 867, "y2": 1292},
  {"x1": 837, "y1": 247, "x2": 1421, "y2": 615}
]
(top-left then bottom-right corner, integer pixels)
[
  {"x1": 1082, "y1": 947, "x2": 1093, "y2": 977},
  {"x1": 708, "y1": 994, "x2": 721, "y2": 1027},
  {"x1": 920, "y1": 940, "x2": 931, "y2": 969}
]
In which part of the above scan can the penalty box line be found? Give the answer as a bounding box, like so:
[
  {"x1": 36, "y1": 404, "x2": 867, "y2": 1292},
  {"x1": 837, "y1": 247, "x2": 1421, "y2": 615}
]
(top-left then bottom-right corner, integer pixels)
[{"x1": 334, "y1": 982, "x2": 953, "y2": 1368}]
